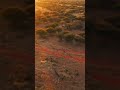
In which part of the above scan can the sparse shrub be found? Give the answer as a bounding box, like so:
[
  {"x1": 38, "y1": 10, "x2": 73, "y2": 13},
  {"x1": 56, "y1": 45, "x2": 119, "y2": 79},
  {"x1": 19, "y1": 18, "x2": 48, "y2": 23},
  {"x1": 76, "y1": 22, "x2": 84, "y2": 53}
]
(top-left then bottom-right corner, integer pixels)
[
  {"x1": 66, "y1": 21, "x2": 82, "y2": 30},
  {"x1": 79, "y1": 33, "x2": 85, "y2": 38},
  {"x1": 74, "y1": 35, "x2": 85, "y2": 43},
  {"x1": 64, "y1": 33, "x2": 75, "y2": 43},
  {"x1": 55, "y1": 28, "x2": 63, "y2": 33},
  {"x1": 36, "y1": 29, "x2": 47, "y2": 38},
  {"x1": 75, "y1": 72, "x2": 79, "y2": 76},
  {"x1": 58, "y1": 32, "x2": 64, "y2": 41},
  {"x1": 63, "y1": 31, "x2": 69, "y2": 35},
  {"x1": 58, "y1": 31, "x2": 71, "y2": 42},
  {"x1": 40, "y1": 17, "x2": 47, "y2": 22},
  {"x1": 63, "y1": 16, "x2": 70, "y2": 23},
  {"x1": 51, "y1": 23, "x2": 59, "y2": 28},
  {"x1": 46, "y1": 27, "x2": 56, "y2": 34},
  {"x1": 46, "y1": 22, "x2": 59, "y2": 28}
]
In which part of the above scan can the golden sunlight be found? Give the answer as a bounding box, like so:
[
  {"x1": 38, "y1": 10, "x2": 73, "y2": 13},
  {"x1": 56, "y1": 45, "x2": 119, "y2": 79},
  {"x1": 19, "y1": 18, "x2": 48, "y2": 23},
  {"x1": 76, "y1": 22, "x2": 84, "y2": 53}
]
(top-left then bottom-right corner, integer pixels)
[{"x1": 35, "y1": 0, "x2": 85, "y2": 89}]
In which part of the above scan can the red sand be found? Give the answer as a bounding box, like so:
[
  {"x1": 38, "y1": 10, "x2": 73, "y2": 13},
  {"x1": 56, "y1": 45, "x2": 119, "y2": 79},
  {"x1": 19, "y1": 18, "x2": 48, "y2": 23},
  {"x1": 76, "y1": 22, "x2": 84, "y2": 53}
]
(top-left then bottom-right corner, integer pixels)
[{"x1": 35, "y1": 44, "x2": 85, "y2": 63}]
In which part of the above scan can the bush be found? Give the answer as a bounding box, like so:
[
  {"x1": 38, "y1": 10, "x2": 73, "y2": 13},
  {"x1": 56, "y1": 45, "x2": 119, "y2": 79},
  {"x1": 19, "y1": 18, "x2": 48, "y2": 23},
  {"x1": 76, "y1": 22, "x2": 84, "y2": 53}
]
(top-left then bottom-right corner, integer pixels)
[
  {"x1": 46, "y1": 27, "x2": 56, "y2": 34},
  {"x1": 66, "y1": 22, "x2": 82, "y2": 30},
  {"x1": 63, "y1": 31, "x2": 69, "y2": 35},
  {"x1": 64, "y1": 33, "x2": 75, "y2": 42},
  {"x1": 46, "y1": 23, "x2": 59, "y2": 28},
  {"x1": 58, "y1": 31, "x2": 85, "y2": 44},
  {"x1": 74, "y1": 35, "x2": 85, "y2": 43},
  {"x1": 58, "y1": 31, "x2": 70, "y2": 41},
  {"x1": 36, "y1": 29, "x2": 48, "y2": 38},
  {"x1": 79, "y1": 33, "x2": 85, "y2": 38},
  {"x1": 58, "y1": 32, "x2": 64, "y2": 41},
  {"x1": 55, "y1": 28, "x2": 63, "y2": 33}
]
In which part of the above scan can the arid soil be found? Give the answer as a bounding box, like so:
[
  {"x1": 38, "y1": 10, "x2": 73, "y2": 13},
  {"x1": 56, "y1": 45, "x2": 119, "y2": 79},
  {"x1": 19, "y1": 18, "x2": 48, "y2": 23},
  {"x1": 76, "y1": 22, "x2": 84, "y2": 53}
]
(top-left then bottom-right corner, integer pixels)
[
  {"x1": 35, "y1": 33, "x2": 85, "y2": 90},
  {"x1": 35, "y1": 0, "x2": 85, "y2": 90}
]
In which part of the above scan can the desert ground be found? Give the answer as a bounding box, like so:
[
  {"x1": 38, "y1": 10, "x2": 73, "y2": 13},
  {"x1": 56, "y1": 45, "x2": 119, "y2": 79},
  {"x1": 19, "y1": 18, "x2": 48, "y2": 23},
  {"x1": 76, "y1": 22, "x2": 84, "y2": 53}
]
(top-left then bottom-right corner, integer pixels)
[{"x1": 35, "y1": 0, "x2": 85, "y2": 90}]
